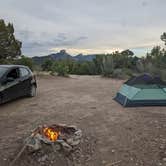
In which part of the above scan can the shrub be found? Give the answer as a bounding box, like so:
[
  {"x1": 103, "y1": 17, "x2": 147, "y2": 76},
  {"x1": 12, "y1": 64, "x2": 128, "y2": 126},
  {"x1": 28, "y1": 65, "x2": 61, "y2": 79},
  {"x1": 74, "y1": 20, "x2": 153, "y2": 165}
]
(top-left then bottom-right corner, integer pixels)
[
  {"x1": 136, "y1": 60, "x2": 145, "y2": 73},
  {"x1": 41, "y1": 59, "x2": 53, "y2": 71},
  {"x1": 0, "y1": 58, "x2": 13, "y2": 64},
  {"x1": 160, "y1": 70, "x2": 166, "y2": 81},
  {"x1": 101, "y1": 55, "x2": 114, "y2": 77},
  {"x1": 53, "y1": 62, "x2": 69, "y2": 76},
  {"x1": 111, "y1": 68, "x2": 125, "y2": 79},
  {"x1": 110, "y1": 68, "x2": 132, "y2": 79},
  {"x1": 15, "y1": 56, "x2": 34, "y2": 70}
]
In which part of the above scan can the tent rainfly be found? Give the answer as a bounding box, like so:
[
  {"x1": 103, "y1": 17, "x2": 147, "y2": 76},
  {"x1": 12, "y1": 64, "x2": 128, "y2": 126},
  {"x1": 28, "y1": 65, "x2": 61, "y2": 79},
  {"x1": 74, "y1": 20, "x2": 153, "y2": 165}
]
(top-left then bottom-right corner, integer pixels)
[{"x1": 114, "y1": 74, "x2": 166, "y2": 107}]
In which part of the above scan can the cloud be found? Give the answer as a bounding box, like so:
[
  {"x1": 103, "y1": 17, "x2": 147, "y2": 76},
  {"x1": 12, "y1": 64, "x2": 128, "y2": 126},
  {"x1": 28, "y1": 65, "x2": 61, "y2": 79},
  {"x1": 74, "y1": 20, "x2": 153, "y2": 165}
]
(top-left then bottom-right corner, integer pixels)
[
  {"x1": 16, "y1": 30, "x2": 88, "y2": 55},
  {"x1": 50, "y1": 47, "x2": 122, "y2": 55},
  {"x1": 0, "y1": 0, "x2": 166, "y2": 56}
]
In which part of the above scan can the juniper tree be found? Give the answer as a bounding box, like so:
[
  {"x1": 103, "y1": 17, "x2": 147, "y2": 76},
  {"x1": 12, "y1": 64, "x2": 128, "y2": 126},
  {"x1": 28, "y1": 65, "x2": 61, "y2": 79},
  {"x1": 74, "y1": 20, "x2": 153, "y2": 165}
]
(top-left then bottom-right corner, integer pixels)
[
  {"x1": 0, "y1": 19, "x2": 22, "y2": 60},
  {"x1": 161, "y1": 32, "x2": 166, "y2": 45}
]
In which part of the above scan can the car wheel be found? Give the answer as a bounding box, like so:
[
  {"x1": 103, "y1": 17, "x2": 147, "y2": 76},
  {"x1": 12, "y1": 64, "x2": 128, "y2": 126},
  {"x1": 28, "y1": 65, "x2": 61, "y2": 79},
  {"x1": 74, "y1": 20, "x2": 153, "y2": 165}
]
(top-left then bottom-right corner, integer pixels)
[
  {"x1": 0, "y1": 96, "x2": 2, "y2": 104},
  {"x1": 28, "y1": 85, "x2": 36, "y2": 97}
]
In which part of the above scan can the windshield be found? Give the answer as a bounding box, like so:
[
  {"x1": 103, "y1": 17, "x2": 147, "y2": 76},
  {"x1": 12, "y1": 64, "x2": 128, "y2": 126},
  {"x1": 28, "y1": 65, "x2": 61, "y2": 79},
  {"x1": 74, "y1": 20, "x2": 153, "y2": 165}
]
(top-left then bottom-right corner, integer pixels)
[{"x1": 0, "y1": 67, "x2": 8, "y2": 78}]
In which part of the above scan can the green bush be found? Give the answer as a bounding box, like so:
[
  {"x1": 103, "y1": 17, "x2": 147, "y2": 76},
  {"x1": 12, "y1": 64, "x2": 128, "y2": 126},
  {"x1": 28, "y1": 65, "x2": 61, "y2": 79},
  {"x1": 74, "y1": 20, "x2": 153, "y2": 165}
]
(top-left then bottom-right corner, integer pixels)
[
  {"x1": 110, "y1": 68, "x2": 132, "y2": 79},
  {"x1": 136, "y1": 60, "x2": 145, "y2": 73},
  {"x1": 41, "y1": 59, "x2": 53, "y2": 71},
  {"x1": 160, "y1": 70, "x2": 166, "y2": 81},
  {"x1": 15, "y1": 56, "x2": 34, "y2": 70},
  {"x1": 111, "y1": 69, "x2": 125, "y2": 79},
  {"x1": 0, "y1": 58, "x2": 13, "y2": 64},
  {"x1": 101, "y1": 55, "x2": 114, "y2": 77},
  {"x1": 53, "y1": 62, "x2": 69, "y2": 76}
]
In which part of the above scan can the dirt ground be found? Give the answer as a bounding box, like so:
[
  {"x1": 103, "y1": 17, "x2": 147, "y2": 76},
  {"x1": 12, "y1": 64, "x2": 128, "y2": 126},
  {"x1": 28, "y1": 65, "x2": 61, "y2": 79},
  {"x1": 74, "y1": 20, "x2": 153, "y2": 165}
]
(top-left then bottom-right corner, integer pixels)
[{"x1": 0, "y1": 75, "x2": 166, "y2": 166}]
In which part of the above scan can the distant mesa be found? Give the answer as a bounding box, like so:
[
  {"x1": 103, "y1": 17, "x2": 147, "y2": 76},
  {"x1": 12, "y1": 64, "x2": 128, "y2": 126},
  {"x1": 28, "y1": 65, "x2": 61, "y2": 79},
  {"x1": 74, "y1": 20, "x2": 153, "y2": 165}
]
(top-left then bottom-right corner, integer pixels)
[
  {"x1": 32, "y1": 50, "x2": 96, "y2": 65},
  {"x1": 59, "y1": 49, "x2": 66, "y2": 54}
]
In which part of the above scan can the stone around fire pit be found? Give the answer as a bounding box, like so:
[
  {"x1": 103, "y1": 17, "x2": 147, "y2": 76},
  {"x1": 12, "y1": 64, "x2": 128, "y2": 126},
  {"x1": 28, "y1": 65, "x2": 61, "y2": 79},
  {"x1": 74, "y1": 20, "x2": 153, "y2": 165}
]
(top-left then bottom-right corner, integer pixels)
[{"x1": 26, "y1": 124, "x2": 82, "y2": 153}]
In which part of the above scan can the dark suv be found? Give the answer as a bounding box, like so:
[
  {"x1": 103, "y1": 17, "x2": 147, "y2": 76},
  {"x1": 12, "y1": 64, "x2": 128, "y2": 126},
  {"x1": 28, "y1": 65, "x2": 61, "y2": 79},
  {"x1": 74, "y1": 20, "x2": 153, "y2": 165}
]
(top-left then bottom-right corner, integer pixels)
[{"x1": 0, "y1": 65, "x2": 37, "y2": 104}]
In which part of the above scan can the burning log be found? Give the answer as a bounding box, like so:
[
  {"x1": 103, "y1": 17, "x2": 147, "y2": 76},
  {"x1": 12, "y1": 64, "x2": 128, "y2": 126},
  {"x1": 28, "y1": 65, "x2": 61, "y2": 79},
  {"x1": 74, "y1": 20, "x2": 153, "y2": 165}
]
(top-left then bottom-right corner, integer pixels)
[{"x1": 43, "y1": 127, "x2": 60, "y2": 141}]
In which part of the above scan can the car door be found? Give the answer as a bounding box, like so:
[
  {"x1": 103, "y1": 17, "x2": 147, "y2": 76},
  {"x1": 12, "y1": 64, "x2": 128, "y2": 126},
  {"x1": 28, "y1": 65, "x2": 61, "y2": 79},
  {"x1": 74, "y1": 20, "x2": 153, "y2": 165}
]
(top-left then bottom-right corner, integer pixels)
[
  {"x1": 19, "y1": 67, "x2": 32, "y2": 96},
  {"x1": 1, "y1": 67, "x2": 22, "y2": 102}
]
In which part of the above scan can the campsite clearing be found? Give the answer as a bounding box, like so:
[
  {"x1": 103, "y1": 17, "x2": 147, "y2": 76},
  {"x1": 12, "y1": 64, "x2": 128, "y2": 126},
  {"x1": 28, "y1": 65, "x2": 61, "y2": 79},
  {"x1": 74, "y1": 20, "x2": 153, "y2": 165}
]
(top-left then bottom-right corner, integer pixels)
[{"x1": 0, "y1": 75, "x2": 166, "y2": 166}]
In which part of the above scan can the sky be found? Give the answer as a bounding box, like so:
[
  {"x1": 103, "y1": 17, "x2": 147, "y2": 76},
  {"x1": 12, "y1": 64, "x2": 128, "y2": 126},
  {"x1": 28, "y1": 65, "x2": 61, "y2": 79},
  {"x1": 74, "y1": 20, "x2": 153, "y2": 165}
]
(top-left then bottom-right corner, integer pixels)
[{"x1": 0, "y1": 0, "x2": 166, "y2": 57}]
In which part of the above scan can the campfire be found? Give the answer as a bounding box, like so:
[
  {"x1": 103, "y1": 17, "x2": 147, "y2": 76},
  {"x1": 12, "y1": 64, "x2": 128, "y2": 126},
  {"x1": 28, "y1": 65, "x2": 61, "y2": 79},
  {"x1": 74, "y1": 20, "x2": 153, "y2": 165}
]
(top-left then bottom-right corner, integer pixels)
[
  {"x1": 26, "y1": 124, "x2": 82, "y2": 152},
  {"x1": 10, "y1": 124, "x2": 82, "y2": 166},
  {"x1": 43, "y1": 127, "x2": 60, "y2": 142}
]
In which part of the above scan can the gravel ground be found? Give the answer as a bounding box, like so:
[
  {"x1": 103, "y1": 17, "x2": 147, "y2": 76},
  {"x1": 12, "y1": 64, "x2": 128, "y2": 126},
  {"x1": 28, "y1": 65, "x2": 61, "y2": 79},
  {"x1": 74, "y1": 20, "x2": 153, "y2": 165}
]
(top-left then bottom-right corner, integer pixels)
[{"x1": 0, "y1": 75, "x2": 166, "y2": 166}]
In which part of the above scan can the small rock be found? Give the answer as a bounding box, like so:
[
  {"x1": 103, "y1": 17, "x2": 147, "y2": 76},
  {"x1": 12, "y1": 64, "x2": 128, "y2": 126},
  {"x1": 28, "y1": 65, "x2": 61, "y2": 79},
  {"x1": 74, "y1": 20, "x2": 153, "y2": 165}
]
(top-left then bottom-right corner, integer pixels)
[
  {"x1": 52, "y1": 143, "x2": 61, "y2": 151},
  {"x1": 61, "y1": 141, "x2": 72, "y2": 152},
  {"x1": 38, "y1": 155, "x2": 48, "y2": 162},
  {"x1": 131, "y1": 139, "x2": 135, "y2": 143},
  {"x1": 162, "y1": 158, "x2": 166, "y2": 162},
  {"x1": 102, "y1": 160, "x2": 107, "y2": 164},
  {"x1": 160, "y1": 145, "x2": 165, "y2": 149},
  {"x1": 111, "y1": 149, "x2": 115, "y2": 153}
]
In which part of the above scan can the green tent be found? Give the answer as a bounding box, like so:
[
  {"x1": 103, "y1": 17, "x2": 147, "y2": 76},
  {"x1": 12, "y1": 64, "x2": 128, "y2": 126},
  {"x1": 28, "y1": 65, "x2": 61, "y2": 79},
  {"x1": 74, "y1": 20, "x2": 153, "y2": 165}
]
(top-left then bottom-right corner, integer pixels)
[{"x1": 114, "y1": 74, "x2": 166, "y2": 107}]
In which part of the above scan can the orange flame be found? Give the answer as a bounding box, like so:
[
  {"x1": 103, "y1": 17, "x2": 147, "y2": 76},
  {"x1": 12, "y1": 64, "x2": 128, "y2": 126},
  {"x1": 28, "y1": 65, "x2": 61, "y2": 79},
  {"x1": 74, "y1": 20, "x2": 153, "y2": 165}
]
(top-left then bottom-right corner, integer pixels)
[{"x1": 43, "y1": 127, "x2": 60, "y2": 141}]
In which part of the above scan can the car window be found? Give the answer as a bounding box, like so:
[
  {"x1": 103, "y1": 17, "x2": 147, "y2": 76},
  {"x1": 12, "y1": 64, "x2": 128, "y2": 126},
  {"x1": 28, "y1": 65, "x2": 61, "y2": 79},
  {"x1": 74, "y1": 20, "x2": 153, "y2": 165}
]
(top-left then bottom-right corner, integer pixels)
[
  {"x1": 7, "y1": 68, "x2": 19, "y2": 79},
  {"x1": 0, "y1": 67, "x2": 8, "y2": 78},
  {"x1": 20, "y1": 68, "x2": 30, "y2": 77}
]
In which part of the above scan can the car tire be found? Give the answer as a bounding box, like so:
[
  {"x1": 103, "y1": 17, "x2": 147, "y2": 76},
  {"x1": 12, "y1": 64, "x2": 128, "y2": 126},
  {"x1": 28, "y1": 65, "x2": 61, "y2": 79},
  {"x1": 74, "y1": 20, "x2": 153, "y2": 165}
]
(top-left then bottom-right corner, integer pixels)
[
  {"x1": 28, "y1": 85, "x2": 36, "y2": 97},
  {"x1": 0, "y1": 96, "x2": 2, "y2": 104}
]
